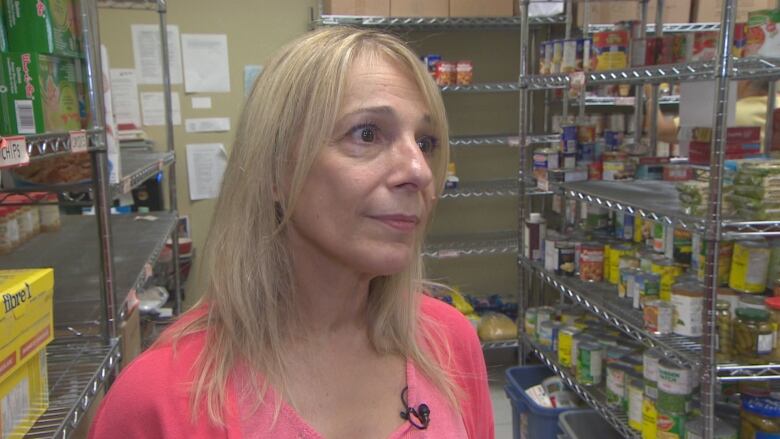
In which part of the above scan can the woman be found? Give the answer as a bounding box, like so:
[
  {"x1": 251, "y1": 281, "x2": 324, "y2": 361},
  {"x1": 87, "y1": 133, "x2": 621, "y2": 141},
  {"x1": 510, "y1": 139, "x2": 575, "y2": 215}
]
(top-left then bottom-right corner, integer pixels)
[{"x1": 89, "y1": 27, "x2": 494, "y2": 438}]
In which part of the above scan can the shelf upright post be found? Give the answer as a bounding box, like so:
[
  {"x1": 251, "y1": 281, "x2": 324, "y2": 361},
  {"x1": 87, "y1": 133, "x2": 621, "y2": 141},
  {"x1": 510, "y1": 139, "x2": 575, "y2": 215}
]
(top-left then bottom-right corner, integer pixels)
[
  {"x1": 703, "y1": 0, "x2": 737, "y2": 435},
  {"x1": 633, "y1": 0, "x2": 649, "y2": 149},
  {"x1": 561, "y1": 0, "x2": 573, "y2": 118},
  {"x1": 79, "y1": 0, "x2": 118, "y2": 341},
  {"x1": 157, "y1": 0, "x2": 182, "y2": 315},
  {"x1": 543, "y1": 24, "x2": 552, "y2": 134},
  {"x1": 517, "y1": 0, "x2": 531, "y2": 365},
  {"x1": 648, "y1": 0, "x2": 664, "y2": 154},
  {"x1": 578, "y1": 0, "x2": 589, "y2": 119}
]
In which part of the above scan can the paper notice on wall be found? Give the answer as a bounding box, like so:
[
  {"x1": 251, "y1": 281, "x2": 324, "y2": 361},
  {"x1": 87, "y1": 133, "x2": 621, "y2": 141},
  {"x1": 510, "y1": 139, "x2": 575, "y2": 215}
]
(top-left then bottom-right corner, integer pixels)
[
  {"x1": 110, "y1": 69, "x2": 142, "y2": 129},
  {"x1": 131, "y1": 24, "x2": 183, "y2": 85},
  {"x1": 186, "y1": 143, "x2": 228, "y2": 200},
  {"x1": 244, "y1": 64, "x2": 263, "y2": 97},
  {"x1": 185, "y1": 117, "x2": 230, "y2": 133},
  {"x1": 181, "y1": 33, "x2": 230, "y2": 93},
  {"x1": 141, "y1": 92, "x2": 182, "y2": 126}
]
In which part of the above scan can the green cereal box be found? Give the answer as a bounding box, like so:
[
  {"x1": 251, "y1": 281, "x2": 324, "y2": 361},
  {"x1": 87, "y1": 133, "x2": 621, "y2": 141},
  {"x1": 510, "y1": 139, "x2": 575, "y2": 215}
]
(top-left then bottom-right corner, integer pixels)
[
  {"x1": 5, "y1": 0, "x2": 80, "y2": 57},
  {"x1": 0, "y1": 52, "x2": 81, "y2": 135}
]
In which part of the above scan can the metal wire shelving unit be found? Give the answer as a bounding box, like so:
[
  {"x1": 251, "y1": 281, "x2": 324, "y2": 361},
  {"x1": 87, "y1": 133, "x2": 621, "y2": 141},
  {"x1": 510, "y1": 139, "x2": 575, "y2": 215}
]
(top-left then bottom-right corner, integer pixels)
[
  {"x1": 0, "y1": 0, "x2": 181, "y2": 437},
  {"x1": 516, "y1": 0, "x2": 780, "y2": 436}
]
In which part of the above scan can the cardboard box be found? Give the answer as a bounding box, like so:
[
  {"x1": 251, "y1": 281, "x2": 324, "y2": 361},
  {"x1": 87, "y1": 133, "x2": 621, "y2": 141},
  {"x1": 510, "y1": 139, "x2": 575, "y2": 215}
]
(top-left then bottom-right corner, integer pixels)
[
  {"x1": 694, "y1": 0, "x2": 776, "y2": 23},
  {"x1": 120, "y1": 305, "x2": 141, "y2": 370},
  {"x1": 450, "y1": 0, "x2": 512, "y2": 17},
  {"x1": 0, "y1": 350, "x2": 48, "y2": 439},
  {"x1": 4, "y1": 0, "x2": 79, "y2": 57},
  {"x1": 0, "y1": 269, "x2": 53, "y2": 385},
  {"x1": 391, "y1": 0, "x2": 448, "y2": 17},
  {"x1": 0, "y1": 52, "x2": 81, "y2": 135},
  {"x1": 577, "y1": 0, "x2": 692, "y2": 26},
  {"x1": 323, "y1": 0, "x2": 390, "y2": 15},
  {"x1": 0, "y1": 5, "x2": 7, "y2": 53}
]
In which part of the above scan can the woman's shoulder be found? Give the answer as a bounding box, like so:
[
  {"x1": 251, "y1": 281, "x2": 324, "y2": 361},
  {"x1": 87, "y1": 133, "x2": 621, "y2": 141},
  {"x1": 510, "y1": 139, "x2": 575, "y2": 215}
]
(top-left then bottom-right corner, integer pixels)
[{"x1": 419, "y1": 295, "x2": 480, "y2": 352}]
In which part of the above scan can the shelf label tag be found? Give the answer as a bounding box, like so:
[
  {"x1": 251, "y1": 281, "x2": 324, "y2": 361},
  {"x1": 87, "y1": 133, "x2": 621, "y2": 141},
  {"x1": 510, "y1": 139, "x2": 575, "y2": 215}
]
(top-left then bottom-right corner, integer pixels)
[
  {"x1": 69, "y1": 130, "x2": 88, "y2": 153},
  {"x1": 615, "y1": 97, "x2": 635, "y2": 106},
  {"x1": 0, "y1": 136, "x2": 30, "y2": 168}
]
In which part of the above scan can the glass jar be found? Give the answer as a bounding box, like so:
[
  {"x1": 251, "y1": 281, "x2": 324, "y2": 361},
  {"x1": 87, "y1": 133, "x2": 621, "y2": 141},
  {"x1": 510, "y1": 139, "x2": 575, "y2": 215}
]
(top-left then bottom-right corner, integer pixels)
[
  {"x1": 741, "y1": 396, "x2": 780, "y2": 438},
  {"x1": 733, "y1": 308, "x2": 774, "y2": 364},
  {"x1": 5, "y1": 207, "x2": 21, "y2": 249},
  {"x1": 765, "y1": 297, "x2": 780, "y2": 362},
  {"x1": 15, "y1": 205, "x2": 32, "y2": 242},
  {"x1": 716, "y1": 300, "x2": 732, "y2": 362},
  {"x1": 0, "y1": 208, "x2": 11, "y2": 254},
  {"x1": 740, "y1": 294, "x2": 768, "y2": 311}
]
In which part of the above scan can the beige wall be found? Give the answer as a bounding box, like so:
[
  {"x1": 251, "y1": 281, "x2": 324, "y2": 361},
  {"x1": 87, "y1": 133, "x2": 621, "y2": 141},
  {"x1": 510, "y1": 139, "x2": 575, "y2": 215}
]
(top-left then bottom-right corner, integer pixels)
[
  {"x1": 98, "y1": 3, "x2": 544, "y2": 306},
  {"x1": 98, "y1": 0, "x2": 316, "y2": 307}
]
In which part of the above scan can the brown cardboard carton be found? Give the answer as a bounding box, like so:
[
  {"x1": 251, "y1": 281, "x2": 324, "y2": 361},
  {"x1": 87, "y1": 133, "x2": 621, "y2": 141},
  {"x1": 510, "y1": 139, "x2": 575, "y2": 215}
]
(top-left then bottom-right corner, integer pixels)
[
  {"x1": 391, "y1": 0, "x2": 448, "y2": 16},
  {"x1": 323, "y1": 0, "x2": 390, "y2": 15},
  {"x1": 119, "y1": 305, "x2": 141, "y2": 370},
  {"x1": 450, "y1": 0, "x2": 512, "y2": 17},
  {"x1": 693, "y1": 0, "x2": 776, "y2": 23},
  {"x1": 577, "y1": 0, "x2": 692, "y2": 25}
]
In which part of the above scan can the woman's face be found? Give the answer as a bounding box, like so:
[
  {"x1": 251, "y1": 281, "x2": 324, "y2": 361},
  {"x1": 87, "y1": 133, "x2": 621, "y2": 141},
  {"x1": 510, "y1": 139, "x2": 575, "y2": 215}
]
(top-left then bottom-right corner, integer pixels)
[{"x1": 288, "y1": 54, "x2": 439, "y2": 277}]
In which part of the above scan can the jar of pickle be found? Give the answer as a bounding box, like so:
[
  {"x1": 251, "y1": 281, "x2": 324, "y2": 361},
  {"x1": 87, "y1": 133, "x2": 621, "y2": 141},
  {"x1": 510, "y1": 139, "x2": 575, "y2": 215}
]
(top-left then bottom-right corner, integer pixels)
[
  {"x1": 733, "y1": 308, "x2": 775, "y2": 364},
  {"x1": 741, "y1": 396, "x2": 780, "y2": 438},
  {"x1": 716, "y1": 300, "x2": 732, "y2": 362},
  {"x1": 765, "y1": 297, "x2": 780, "y2": 362}
]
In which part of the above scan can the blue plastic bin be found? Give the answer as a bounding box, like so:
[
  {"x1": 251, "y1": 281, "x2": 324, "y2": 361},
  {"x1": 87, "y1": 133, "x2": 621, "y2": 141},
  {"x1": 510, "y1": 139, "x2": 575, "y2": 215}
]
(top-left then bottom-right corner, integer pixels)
[{"x1": 505, "y1": 365, "x2": 584, "y2": 439}]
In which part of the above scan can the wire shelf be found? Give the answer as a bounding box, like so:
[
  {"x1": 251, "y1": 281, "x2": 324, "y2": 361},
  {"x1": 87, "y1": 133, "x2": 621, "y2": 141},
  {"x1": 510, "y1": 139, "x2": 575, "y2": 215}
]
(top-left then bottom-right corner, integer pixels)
[
  {"x1": 524, "y1": 335, "x2": 640, "y2": 439},
  {"x1": 556, "y1": 180, "x2": 780, "y2": 239},
  {"x1": 423, "y1": 231, "x2": 518, "y2": 258},
  {"x1": 481, "y1": 339, "x2": 519, "y2": 350},
  {"x1": 717, "y1": 364, "x2": 780, "y2": 381},
  {"x1": 449, "y1": 134, "x2": 559, "y2": 147},
  {"x1": 0, "y1": 130, "x2": 105, "y2": 170},
  {"x1": 441, "y1": 82, "x2": 519, "y2": 93},
  {"x1": 577, "y1": 95, "x2": 680, "y2": 107},
  {"x1": 0, "y1": 212, "x2": 177, "y2": 329},
  {"x1": 315, "y1": 15, "x2": 566, "y2": 29},
  {"x1": 97, "y1": 0, "x2": 160, "y2": 10},
  {"x1": 111, "y1": 151, "x2": 175, "y2": 198},
  {"x1": 586, "y1": 22, "x2": 722, "y2": 34},
  {"x1": 441, "y1": 179, "x2": 552, "y2": 199},
  {"x1": 524, "y1": 259, "x2": 703, "y2": 369},
  {"x1": 24, "y1": 339, "x2": 121, "y2": 439},
  {"x1": 524, "y1": 57, "x2": 780, "y2": 89}
]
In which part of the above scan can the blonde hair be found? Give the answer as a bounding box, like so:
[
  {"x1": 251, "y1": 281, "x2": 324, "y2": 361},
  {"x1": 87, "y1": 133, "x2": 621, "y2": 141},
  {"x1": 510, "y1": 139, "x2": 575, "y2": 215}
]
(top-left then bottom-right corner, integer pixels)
[{"x1": 162, "y1": 27, "x2": 455, "y2": 424}]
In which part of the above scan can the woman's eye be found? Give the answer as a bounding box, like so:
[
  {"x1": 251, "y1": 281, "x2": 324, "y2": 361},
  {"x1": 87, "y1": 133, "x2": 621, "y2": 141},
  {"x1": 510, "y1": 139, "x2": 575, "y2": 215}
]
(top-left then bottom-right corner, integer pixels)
[
  {"x1": 417, "y1": 136, "x2": 438, "y2": 154},
  {"x1": 361, "y1": 127, "x2": 375, "y2": 142}
]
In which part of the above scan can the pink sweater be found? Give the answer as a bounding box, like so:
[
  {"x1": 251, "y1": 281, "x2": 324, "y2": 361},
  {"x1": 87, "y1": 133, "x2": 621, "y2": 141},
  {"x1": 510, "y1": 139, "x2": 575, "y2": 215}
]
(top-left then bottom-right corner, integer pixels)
[{"x1": 88, "y1": 296, "x2": 494, "y2": 439}]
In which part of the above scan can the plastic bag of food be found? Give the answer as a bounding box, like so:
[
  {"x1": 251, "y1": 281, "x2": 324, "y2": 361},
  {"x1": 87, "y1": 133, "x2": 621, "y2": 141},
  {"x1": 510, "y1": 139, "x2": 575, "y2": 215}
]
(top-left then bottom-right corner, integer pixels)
[{"x1": 477, "y1": 312, "x2": 518, "y2": 341}]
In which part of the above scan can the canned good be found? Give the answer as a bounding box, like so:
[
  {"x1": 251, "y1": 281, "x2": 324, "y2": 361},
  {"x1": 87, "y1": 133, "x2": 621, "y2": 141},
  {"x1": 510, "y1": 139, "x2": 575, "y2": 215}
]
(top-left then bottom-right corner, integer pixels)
[
  {"x1": 656, "y1": 410, "x2": 687, "y2": 439},
  {"x1": 609, "y1": 243, "x2": 635, "y2": 284},
  {"x1": 628, "y1": 375, "x2": 644, "y2": 430},
  {"x1": 571, "y1": 333, "x2": 595, "y2": 372},
  {"x1": 577, "y1": 342, "x2": 605, "y2": 385},
  {"x1": 671, "y1": 282, "x2": 705, "y2": 337},
  {"x1": 729, "y1": 240, "x2": 770, "y2": 293},
  {"x1": 423, "y1": 54, "x2": 441, "y2": 74},
  {"x1": 538, "y1": 320, "x2": 561, "y2": 350},
  {"x1": 558, "y1": 325, "x2": 581, "y2": 368},
  {"x1": 698, "y1": 241, "x2": 734, "y2": 286},
  {"x1": 635, "y1": 271, "x2": 661, "y2": 309},
  {"x1": 603, "y1": 160, "x2": 633, "y2": 181},
  {"x1": 652, "y1": 259, "x2": 684, "y2": 301},
  {"x1": 525, "y1": 307, "x2": 538, "y2": 337},
  {"x1": 552, "y1": 39, "x2": 564, "y2": 73},
  {"x1": 653, "y1": 222, "x2": 668, "y2": 254},
  {"x1": 606, "y1": 364, "x2": 631, "y2": 408},
  {"x1": 535, "y1": 306, "x2": 555, "y2": 338},
  {"x1": 577, "y1": 143, "x2": 595, "y2": 163},
  {"x1": 454, "y1": 60, "x2": 473, "y2": 86},
  {"x1": 561, "y1": 125, "x2": 578, "y2": 153},
  {"x1": 657, "y1": 359, "x2": 693, "y2": 412},
  {"x1": 585, "y1": 205, "x2": 610, "y2": 231},
  {"x1": 593, "y1": 30, "x2": 629, "y2": 71},
  {"x1": 767, "y1": 238, "x2": 780, "y2": 286},
  {"x1": 644, "y1": 300, "x2": 674, "y2": 335},
  {"x1": 643, "y1": 349, "x2": 663, "y2": 399},
  {"x1": 579, "y1": 242, "x2": 604, "y2": 282},
  {"x1": 642, "y1": 396, "x2": 658, "y2": 439},
  {"x1": 614, "y1": 212, "x2": 635, "y2": 241},
  {"x1": 561, "y1": 152, "x2": 577, "y2": 169},
  {"x1": 533, "y1": 148, "x2": 560, "y2": 171},
  {"x1": 561, "y1": 39, "x2": 580, "y2": 73},
  {"x1": 560, "y1": 306, "x2": 584, "y2": 324},
  {"x1": 666, "y1": 228, "x2": 693, "y2": 266},
  {"x1": 619, "y1": 267, "x2": 639, "y2": 300},
  {"x1": 639, "y1": 249, "x2": 657, "y2": 272}
]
